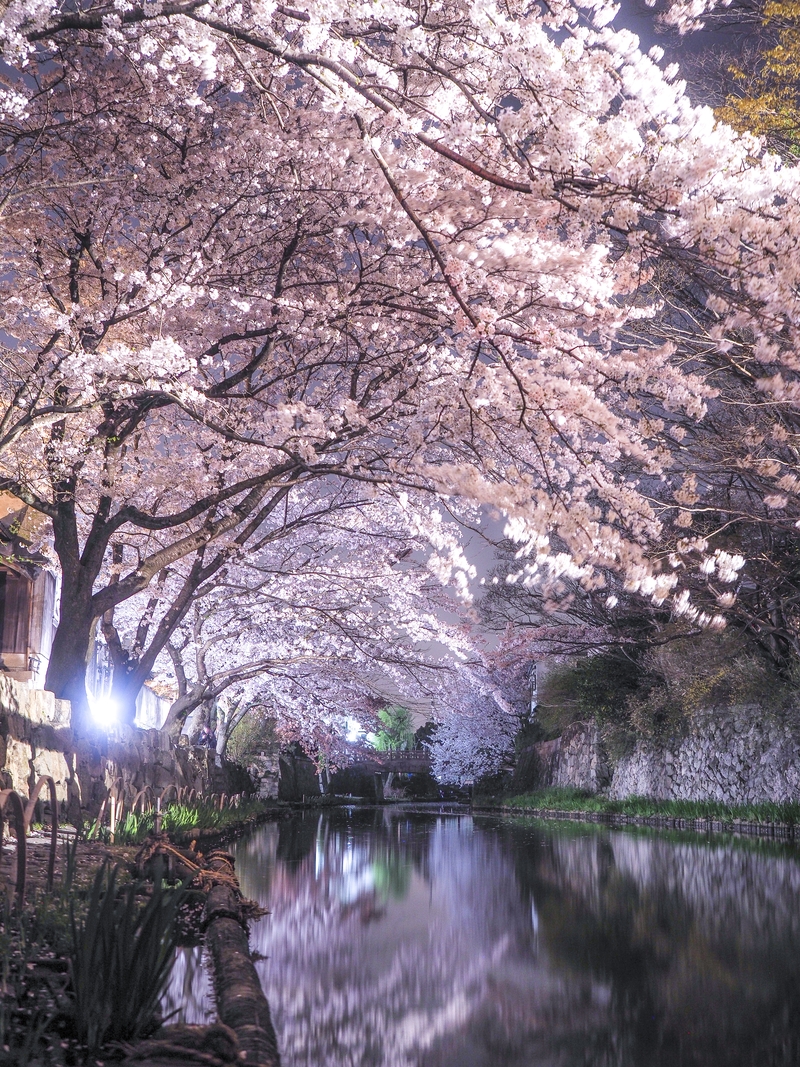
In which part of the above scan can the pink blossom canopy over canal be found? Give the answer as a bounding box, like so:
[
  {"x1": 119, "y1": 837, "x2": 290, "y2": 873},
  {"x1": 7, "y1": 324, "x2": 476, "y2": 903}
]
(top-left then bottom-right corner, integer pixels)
[{"x1": 2, "y1": 0, "x2": 800, "y2": 735}]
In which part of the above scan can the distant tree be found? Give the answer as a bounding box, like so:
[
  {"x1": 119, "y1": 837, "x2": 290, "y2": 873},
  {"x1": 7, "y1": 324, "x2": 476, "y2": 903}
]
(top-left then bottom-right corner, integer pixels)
[
  {"x1": 112, "y1": 494, "x2": 467, "y2": 754},
  {"x1": 220, "y1": 706, "x2": 277, "y2": 767},
  {"x1": 426, "y1": 653, "x2": 529, "y2": 786},
  {"x1": 414, "y1": 722, "x2": 438, "y2": 749},
  {"x1": 373, "y1": 706, "x2": 415, "y2": 752},
  {"x1": 716, "y1": 1, "x2": 800, "y2": 153}
]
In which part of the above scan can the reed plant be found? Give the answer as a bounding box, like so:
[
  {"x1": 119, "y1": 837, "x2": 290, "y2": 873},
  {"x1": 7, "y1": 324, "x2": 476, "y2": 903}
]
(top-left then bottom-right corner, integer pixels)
[
  {"x1": 68, "y1": 861, "x2": 187, "y2": 1056},
  {"x1": 107, "y1": 809, "x2": 155, "y2": 844},
  {"x1": 95, "y1": 797, "x2": 269, "y2": 845},
  {"x1": 162, "y1": 797, "x2": 265, "y2": 834}
]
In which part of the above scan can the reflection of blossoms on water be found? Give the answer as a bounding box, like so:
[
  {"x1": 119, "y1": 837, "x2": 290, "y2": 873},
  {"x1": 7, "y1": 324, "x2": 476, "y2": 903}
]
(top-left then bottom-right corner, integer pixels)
[
  {"x1": 162, "y1": 946, "x2": 214, "y2": 1025},
  {"x1": 234, "y1": 811, "x2": 608, "y2": 1067},
  {"x1": 165, "y1": 810, "x2": 800, "y2": 1067},
  {"x1": 243, "y1": 816, "x2": 505, "y2": 1067}
]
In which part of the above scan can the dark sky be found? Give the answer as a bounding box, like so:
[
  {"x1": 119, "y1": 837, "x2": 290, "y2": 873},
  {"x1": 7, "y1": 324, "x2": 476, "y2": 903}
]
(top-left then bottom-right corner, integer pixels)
[{"x1": 616, "y1": 0, "x2": 759, "y2": 100}]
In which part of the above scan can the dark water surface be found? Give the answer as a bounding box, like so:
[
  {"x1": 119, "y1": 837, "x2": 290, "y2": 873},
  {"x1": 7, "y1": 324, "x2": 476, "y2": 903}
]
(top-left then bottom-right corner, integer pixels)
[{"x1": 165, "y1": 807, "x2": 800, "y2": 1067}]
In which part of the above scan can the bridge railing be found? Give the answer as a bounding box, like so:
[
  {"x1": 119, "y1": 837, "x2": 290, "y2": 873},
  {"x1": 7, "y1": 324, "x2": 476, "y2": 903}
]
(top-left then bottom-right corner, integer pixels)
[
  {"x1": 378, "y1": 748, "x2": 430, "y2": 761},
  {"x1": 347, "y1": 747, "x2": 431, "y2": 765}
]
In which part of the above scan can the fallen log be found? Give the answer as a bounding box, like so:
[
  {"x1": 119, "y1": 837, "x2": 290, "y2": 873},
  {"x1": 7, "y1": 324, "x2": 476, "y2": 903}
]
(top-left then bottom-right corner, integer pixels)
[
  {"x1": 132, "y1": 837, "x2": 280, "y2": 1066},
  {"x1": 204, "y1": 882, "x2": 281, "y2": 1067}
]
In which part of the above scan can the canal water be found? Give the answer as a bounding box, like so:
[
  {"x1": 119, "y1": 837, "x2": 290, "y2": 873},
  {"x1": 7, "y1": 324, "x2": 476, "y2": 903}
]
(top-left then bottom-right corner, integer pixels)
[{"x1": 165, "y1": 806, "x2": 800, "y2": 1067}]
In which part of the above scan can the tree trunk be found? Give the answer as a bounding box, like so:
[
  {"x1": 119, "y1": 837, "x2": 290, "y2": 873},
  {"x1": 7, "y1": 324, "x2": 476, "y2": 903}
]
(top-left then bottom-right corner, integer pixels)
[
  {"x1": 163, "y1": 690, "x2": 204, "y2": 738},
  {"x1": 204, "y1": 883, "x2": 281, "y2": 1066},
  {"x1": 215, "y1": 700, "x2": 250, "y2": 763},
  {"x1": 46, "y1": 498, "x2": 112, "y2": 733},
  {"x1": 215, "y1": 705, "x2": 233, "y2": 763},
  {"x1": 44, "y1": 588, "x2": 95, "y2": 731}
]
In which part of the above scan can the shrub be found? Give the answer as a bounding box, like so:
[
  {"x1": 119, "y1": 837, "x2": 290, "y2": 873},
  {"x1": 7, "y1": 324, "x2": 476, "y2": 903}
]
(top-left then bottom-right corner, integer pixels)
[
  {"x1": 226, "y1": 710, "x2": 278, "y2": 767},
  {"x1": 535, "y1": 651, "x2": 646, "y2": 746},
  {"x1": 533, "y1": 630, "x2": 799, "y2": 761},
  {"x1": 533, "y1": 660, "x2": 585, "y2": 739}
]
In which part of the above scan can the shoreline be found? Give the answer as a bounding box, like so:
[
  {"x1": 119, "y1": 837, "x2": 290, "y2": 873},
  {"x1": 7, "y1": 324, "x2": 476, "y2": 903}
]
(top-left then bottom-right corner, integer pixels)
[
  {"x1": 471, "y1": 802, "x2": 800, "y2": 840},
  {"x1": 170, "y1": 796, "x2": 800, "y2": 844}
]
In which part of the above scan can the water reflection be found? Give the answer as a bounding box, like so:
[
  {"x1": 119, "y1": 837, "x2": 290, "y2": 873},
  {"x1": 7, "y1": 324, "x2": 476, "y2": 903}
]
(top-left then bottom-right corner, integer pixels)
[
  {"x1": 167, "y1": 808, "x2": 800, "y2": 1066},
  {"x1": 162, "y1": 945, "x2": 213, "y2": 1026}
]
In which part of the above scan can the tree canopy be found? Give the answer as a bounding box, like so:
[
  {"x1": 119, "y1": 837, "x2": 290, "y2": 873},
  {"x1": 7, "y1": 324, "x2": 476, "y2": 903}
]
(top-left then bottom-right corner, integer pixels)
[{"x1": 3, "y1": 0, "x2": 800, "y2": 762}]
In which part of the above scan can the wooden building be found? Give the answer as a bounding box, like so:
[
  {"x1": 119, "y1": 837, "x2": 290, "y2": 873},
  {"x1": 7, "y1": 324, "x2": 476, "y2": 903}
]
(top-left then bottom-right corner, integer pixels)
[{"x1": 0, "y1": 495, "x2": 56, "y2": 686}]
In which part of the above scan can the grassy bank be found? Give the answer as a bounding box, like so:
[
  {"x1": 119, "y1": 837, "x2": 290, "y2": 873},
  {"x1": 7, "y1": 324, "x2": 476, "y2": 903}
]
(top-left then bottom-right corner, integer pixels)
[
  {"x1": 494, "y1": 787, "x2": 800, "y2": 826},
  {"x1": 92, "y1": 796, "x2": 277, "y2": 846}
]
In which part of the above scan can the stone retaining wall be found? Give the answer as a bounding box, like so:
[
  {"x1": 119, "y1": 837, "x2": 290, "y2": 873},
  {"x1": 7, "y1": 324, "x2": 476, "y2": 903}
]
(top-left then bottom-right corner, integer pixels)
[
  {"x1": 74, "y1": 727, "x2": 221, "y2": 815},
  {"x1": 0, "y1": 675, "x2": 247, "y2": 816},
  {"x1": 0, "y1": 675, "x2": 75, "y2": 802},
  {"x1": 512, "y1": 720, "x2": 610, "y2": 794},
  {"x1": 608, "y1": 705, "x2": 800, "y2": 804},
  {"x1": 516, "y1": 705, "x2": 800, "y2": 803}
]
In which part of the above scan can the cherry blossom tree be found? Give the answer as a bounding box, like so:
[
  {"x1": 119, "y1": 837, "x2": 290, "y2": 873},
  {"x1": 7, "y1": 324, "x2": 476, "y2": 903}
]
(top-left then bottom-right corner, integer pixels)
[
  {"x1": 5, "y1": 0, "x2": 800, "y2": 731},
  {"x1": 0, "y1": 22, "x2": 480, "y2": 722},
  {"x1": 427, "y1": 654, "x2": 532, "y2": 785},
  {"x1": 104, "y1": 489, "x2": 471, "y2": 749},
  {"x1": 97, "y1": 485, "x2": 465, "y2": 725}
]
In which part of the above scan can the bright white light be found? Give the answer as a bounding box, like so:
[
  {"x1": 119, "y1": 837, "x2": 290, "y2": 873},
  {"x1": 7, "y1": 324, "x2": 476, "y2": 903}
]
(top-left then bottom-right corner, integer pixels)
[
  {"x1": 88, "y1": 692, "x2": 118, "y2": 727},
  {"x1": 345, "y1": 718, "x2": 363, "y2": 743}
]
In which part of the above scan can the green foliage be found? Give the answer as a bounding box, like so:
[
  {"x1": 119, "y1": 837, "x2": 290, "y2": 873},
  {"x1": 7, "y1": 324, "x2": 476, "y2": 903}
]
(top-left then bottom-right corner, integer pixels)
[
  {"x1": 0, "y1": 840, "x2": 98, "y2": 1067},
  {"x1": 0, "y1": 1004, "x2": 54, "y2": 1067},
  {"x1": 101, "y1": 798, "x2": 270, "y2": 846},
  {"x1": 17, "y1": 892, "x2": 74, "y2": 962},
  {"x1": 373, "y1": 705, "x2": 415, "y2": 751},
  {"x1": 622, "y1": 632, "x2": 800, "y2": 753},
  {"x1": 504, "y1": 787, "x2": 800, "y2": 825},
  {"x1": 61, "y1": 835, "x2": 79, "y2": 904},
  {"x1": 97, "y1": 810, "x2": 154, "y2": 845},
  {"x1": 530, "y1": 662, "x2": 583, "y2": 739},
  {"x1": 226, "y1": 710, "x2": 278, "y2": 766},
  {"x1": 574, "y1": 651, "x2": 643, "y2": 716},
  {"x1": 414, "y1": 721, "x2": 437, "y2": 747},
  {"x1": 163, "y1": 798, "x2": 266, "y2": 834},
  {"x1": 68, "y1": 861, "x2": 187, "y2": 1056},
  {"x1": 0, "y1": 829, "x2": 198, "y2": 1066},
  {"x1": 533, "y1": 632, "x2": 799, "y2": 760},
  {"x1": 535, "y1": 650, "x2": 646, "y2": 746}
]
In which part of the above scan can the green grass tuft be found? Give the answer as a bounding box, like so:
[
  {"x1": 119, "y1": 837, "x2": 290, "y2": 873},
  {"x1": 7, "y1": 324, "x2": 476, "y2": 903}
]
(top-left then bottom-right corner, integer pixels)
[
  {"x1": 503, "y1": 788, "x2": 800, "y2": 825},
  {"x1": 90, "y1": 797, "x2": 271, "y2": 846}
]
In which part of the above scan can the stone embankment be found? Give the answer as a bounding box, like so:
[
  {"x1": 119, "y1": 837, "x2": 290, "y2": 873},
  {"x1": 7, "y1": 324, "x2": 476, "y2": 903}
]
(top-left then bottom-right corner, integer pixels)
[
  {"x1": 513, "y1": 704, "x2": 800, "y2": 805},
  {"x1": 515, "y1": 720, "x2": 611, "y2": 794},
  {"x1": 609, "y1": 706, "x2": 800, "y2": 804},
  {"x1": 0, "y1": 675, "x2": 248, "y2": 819}
]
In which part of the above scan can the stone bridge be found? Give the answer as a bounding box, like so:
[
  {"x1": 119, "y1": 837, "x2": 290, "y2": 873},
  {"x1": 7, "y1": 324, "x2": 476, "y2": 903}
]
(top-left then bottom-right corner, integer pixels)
[{"x1": 346, "y1": 747, "x2": 432, "y2": 774}]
